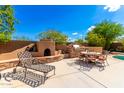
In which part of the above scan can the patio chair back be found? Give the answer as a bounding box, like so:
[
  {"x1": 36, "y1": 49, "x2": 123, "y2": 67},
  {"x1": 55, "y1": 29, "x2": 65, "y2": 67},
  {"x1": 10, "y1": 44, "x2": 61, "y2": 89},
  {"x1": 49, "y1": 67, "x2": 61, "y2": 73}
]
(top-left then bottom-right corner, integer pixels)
[
  {"x1": 17, "y1": 51, "x2": 33, "y2": 68},
  {"x1": 102, "y1": 50, "x2": 109, "y2": 66},
  {"x1": 103, "y1": 50, "x2": 109, "y2": 58}
]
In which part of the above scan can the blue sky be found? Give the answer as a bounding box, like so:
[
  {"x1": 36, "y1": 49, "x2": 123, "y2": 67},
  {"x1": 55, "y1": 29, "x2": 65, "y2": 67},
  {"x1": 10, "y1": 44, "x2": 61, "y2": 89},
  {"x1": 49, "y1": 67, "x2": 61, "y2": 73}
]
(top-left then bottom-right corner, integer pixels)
[{"x1": 13, "y1": 5, "x2": 124, "y2": 41}]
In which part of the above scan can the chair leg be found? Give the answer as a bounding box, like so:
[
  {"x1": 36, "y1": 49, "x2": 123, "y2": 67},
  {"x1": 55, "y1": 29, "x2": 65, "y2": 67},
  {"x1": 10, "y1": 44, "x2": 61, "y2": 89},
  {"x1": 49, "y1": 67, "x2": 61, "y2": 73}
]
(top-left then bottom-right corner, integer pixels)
[
  {"x1": 0, "y1": 73, "x2": 1, "y2": 80},
  {"x1": 103, "y1": 63, "x2": 105, "y2": 69},
  {"x1": 86, "y1": 59, "x2": 89, "y2": 68},
  {"x1": 13, "y1": 68, "x2": 17, "y2": 74},
  {"x1": 100, "y1": 63, "x2": 105, "y2": 71},
  {"x1": 44, "y1": 72, "x2": 47, "y2": 79},
  {"x1": 103, "y1": 62, "x2": 106, "y2": 67},
  {"x1": 79, "y1": 61, "x2": 82, "y2": 70},
  {"x1": 54, "y1": 69, "x2": 56, "y2": 75},
  {"x1": 24, "y1": 68, "x2": 27, "y2": 78},
  {"x1": 43, "y1": 72, "x2": 48, "y2": 84},
  {"x1": 106, "y1": 60, "x2": 109, "y2": 66}
]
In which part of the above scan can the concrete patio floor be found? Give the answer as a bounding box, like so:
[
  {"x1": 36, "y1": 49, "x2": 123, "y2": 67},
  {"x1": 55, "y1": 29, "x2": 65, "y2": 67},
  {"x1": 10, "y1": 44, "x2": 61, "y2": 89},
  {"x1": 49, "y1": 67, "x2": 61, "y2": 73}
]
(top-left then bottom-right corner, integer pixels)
[{"x1": 0, "y1": 54, "x2": 124, "y2": 88}]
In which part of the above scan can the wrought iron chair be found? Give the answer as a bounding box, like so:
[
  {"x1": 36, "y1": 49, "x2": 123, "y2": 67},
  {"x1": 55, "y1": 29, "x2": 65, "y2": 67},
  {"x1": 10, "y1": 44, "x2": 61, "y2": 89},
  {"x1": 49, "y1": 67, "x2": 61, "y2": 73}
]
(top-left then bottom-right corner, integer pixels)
[
  {"x1": 79, "y1": 53, "x2": 91, "y2": 70},
  {"x1": 103, "y1": 50, "x2": 109, "y2": 66},
  {"x1": 95, "y1": 51, "x2": 109, "y2": 71},
  {"x1": 14, "y1": 51, "x2": 56, "y2": 82}
]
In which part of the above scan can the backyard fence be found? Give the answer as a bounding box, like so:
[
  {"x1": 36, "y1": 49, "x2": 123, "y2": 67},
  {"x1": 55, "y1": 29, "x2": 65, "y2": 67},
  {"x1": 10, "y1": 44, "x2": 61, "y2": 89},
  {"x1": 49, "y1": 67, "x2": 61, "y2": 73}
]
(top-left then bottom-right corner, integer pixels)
[{"x1": 0, "y1": 40, "x2": 35, "y2": 60}]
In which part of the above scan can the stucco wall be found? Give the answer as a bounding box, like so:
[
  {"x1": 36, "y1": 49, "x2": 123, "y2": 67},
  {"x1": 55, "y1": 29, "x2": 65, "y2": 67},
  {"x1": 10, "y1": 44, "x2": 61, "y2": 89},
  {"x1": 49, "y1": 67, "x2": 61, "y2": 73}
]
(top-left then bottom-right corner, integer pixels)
[
  {"x1": 0, "y1": 40, "x2": 35, "y2": 61},
  {"x1": 80, "y1": 46, "x2": 103, "y2": 53},
  {"x1": 55, "y1": 45, "x2": 68, "y2": 54}
]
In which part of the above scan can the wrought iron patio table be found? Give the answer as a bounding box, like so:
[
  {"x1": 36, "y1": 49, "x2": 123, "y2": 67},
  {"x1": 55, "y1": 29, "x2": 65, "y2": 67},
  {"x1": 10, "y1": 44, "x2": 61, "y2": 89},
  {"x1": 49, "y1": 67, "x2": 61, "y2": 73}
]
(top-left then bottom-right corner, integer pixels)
[{"x1": 79, "y1": 51, "x2": 106, "y2": 70}]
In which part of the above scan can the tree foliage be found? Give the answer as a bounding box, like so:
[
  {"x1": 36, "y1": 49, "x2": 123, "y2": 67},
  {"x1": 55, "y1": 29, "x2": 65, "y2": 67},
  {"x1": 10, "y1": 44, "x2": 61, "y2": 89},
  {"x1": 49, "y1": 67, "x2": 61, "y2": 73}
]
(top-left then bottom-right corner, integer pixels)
[
  {"x1": 86, "y1": 20, "x2": 124, "y2": 50},
  {"x1": 86, "y1": 32, "x2": 106, "y2": 47},
  {"x1": 0, "y1": 5, "x2": 16, "y2": 43},
  {"x1": 74, "y1": 38, "x2": 84, "y2": 45},
  {"x1": 38, "y1": 29, "x2": 68, "y2": 45},
  {"x1": 116, "y1": 37, "x2": 124, "y2": 46}
]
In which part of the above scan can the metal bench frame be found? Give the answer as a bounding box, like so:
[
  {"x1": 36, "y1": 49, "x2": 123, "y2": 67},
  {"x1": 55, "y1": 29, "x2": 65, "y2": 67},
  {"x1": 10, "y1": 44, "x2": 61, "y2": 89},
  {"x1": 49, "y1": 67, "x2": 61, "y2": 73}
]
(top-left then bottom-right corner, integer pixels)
[{"x1": 14, "y1": 51, "x2": 56, "y2": 83}]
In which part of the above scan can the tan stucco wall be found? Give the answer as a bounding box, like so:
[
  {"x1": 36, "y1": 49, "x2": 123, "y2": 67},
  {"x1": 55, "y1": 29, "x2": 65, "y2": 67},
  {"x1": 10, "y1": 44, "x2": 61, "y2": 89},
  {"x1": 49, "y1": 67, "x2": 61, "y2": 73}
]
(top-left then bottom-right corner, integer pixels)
[{"x1": 0, "y1": 40, "x2": 35, "y2": 61}]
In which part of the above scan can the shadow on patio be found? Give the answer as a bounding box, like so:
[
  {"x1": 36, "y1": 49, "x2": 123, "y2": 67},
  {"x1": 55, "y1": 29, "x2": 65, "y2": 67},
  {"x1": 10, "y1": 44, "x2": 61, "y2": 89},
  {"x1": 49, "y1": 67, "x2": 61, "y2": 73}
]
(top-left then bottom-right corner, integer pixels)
[{"x1": 66, "y1": 59, "x2": 105, "y2": 72}]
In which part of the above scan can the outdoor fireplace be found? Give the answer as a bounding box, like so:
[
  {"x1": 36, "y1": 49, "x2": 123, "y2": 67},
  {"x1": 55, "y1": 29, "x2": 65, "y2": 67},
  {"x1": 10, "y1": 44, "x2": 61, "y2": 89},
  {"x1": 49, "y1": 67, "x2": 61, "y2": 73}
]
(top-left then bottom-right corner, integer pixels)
[
  {"x1": 44, "y1": 48, "x2": 51, "y2": 56},
  {"x1": 36, "y1": 39, "x2": 55, "y2": 56}
]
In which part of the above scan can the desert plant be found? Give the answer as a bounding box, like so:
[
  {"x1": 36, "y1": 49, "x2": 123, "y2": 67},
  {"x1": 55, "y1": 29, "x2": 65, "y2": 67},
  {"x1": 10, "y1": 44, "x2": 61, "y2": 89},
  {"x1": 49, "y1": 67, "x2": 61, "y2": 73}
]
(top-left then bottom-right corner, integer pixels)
[
  {"x1": 86, "y1": 20, "x2": 124, "y2": 50},
  {"x1": 38, "y1": 29, "x2": 68, "y2": 45},
  {"x1": 86, "y1": 32, "x2": 106, "y2": 47},
  {"x1": 74, "y1": 38, "x2": 84, "y2": 45}
]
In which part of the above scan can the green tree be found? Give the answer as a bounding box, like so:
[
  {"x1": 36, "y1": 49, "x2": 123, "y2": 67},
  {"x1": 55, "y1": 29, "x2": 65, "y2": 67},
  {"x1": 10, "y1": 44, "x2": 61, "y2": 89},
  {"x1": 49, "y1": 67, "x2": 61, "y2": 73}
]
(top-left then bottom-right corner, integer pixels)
[
  {"x1": 0, "y1": 5, "x2": 16, "y2": 43},
  {"x1": 120, "y1": 38, "x2": 124, "y2": 46},
  {"x1": 86, "y1": 32, "x2": 106, "y2": 47},
  {"x1": 86, "y1": 20, "x2": 124, "y2": 50},
  {"x1": 74, "y1": 38, "x2": 84, "y2": 45},
  {"x1": 38, "y1": 29, "x2": 68, "y2": 45},
  {"x1": 116, "y1": 37, "x2": 124, "y2": 46}
]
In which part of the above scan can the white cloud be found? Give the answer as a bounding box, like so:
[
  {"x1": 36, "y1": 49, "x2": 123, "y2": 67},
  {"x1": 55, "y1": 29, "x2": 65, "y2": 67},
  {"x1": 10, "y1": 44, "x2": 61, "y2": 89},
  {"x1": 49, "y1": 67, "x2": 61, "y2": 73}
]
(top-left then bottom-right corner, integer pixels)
[
  {"x1": 79, "y1": 35, "x2": 83, "y2": 37},
  {"x1": 121, "y1": 35, "x2": 124, "y2": 38},
  {"x1": 118, "y1": 35, "x2": 124, "y2": 38},
  {"x1": 72, "y1": 32, "x2": 78, "y2": 35},
  {"x1": 87, "y1": 26, "x2": 96, "y2": 32},
  {"x1": 104, "y1": 5, "x2": 121, "y2": 12}
]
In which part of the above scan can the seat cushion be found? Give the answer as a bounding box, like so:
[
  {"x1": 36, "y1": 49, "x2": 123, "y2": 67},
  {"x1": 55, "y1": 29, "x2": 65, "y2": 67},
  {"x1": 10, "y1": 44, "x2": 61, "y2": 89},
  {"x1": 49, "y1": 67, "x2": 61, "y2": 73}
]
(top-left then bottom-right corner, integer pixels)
[{"x1": 28, "y1": 64, "x2": 55, "y2": 73}]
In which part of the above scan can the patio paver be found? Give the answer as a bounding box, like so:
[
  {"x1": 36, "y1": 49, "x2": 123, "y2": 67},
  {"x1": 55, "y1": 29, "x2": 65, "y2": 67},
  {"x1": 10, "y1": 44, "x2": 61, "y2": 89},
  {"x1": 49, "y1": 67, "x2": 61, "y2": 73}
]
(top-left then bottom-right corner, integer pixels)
[{"x1": 0, "y1": 55, "x2": 124, "y2": 88}]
